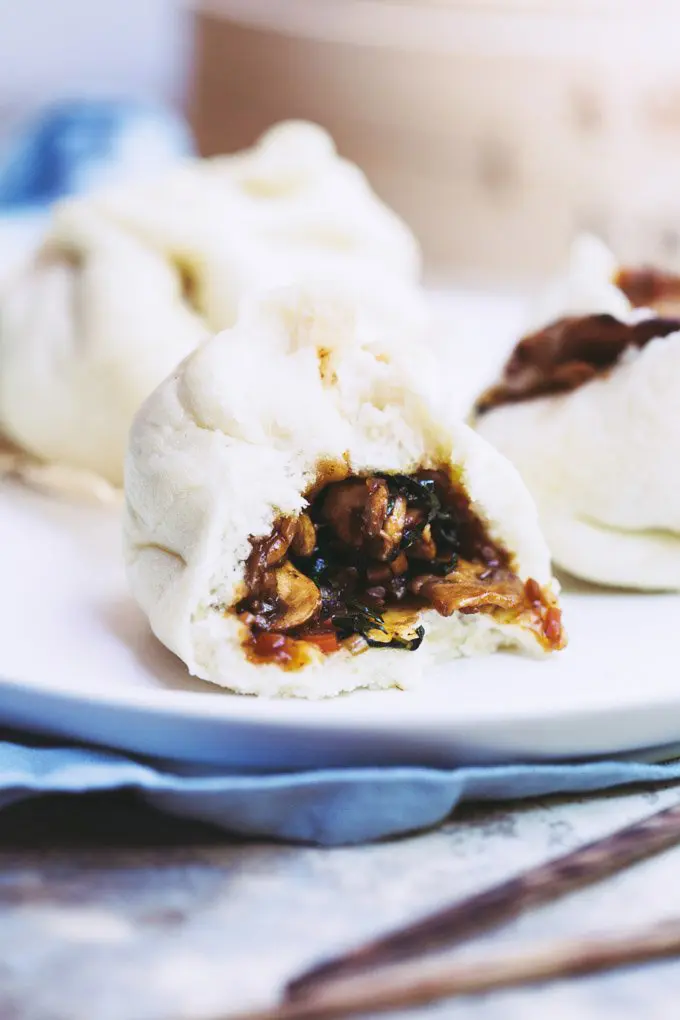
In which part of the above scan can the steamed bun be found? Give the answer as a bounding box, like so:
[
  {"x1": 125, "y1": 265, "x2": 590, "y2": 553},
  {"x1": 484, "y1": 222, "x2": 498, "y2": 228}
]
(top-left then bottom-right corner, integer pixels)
[
  {"x1": 124, "y1": 286, "x2": 564, "y2": 699},
  {"x1": 475, "y1": 236, "x2": 680, "y2": 590},
  {"x1": 0, "y1": 121, "x2": 423, "y2": 487}
]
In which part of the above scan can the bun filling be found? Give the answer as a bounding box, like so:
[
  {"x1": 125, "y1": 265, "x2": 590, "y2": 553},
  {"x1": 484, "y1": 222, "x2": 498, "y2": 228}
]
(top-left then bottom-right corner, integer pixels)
[
  {"x1": 476, "y1": 313, "x2": 680, "y2": 413},
  {"x1": 234, "y1": 468, "x2": 564, "y2": 670}
]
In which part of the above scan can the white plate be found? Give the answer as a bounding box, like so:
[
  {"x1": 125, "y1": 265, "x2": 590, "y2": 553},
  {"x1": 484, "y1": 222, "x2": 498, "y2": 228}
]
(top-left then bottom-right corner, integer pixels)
[
  {"x1": 3, "y1": 289, "x2": 679, "y2": 771},
  {"x1": 3, "y1": 478, "x2": 680, "y2": 770}
]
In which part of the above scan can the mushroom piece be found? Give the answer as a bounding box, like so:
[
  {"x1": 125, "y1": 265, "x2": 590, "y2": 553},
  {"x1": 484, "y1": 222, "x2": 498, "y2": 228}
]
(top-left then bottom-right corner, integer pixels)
[
  {"x1": 378, "y1": 494, "x2": 407, "y2": 559},
  {"x1": 410, "y1": 563, "x2": 526, "y2": 617},
  {"x1": 365, "y1": 491, "x2": 408, "y2": 561},
  {"x1": 322, "y1": 477, "x2": 411, "y2": 560},
  {"x1": 264, "y1": 518, "x2": 297, "y2": 566},
  {"x1": 291, "y1": 513, "x2": 316, "y2": 557},
  {"x1": 363, "y1": 478, "x2": 390, "y2": 538},
  {"x1": 269, "y1": 561, "x2": 322, "y2": 631},
  {"x1": 245, "y1": 517, "x2": 298, "y2": 590},
  {"x1": 322, "y1": 479, "x2": 373, "y2": 546}
]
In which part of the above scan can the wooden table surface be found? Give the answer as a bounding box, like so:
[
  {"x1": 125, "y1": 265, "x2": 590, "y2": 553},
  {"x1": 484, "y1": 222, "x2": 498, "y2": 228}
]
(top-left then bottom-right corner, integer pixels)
[{"x1": 3, "y1": 782, "x2": 680, "y2": 1020}]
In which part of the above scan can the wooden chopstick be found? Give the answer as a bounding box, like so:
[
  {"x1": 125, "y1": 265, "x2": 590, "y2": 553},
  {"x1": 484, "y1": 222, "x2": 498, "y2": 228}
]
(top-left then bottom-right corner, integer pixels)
[
  {"x1": 286, "y1": 798, "x2": 680, "y2": 1000},
  {"x1": 228, "y1": 918, "x2": 680, "y2": 1020}
]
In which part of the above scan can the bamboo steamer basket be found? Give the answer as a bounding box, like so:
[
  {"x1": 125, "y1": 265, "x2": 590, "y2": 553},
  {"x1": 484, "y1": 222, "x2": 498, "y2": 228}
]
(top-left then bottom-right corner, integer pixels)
[{"x1": 190, "y1": 1, "x2": 680, "y2": 283}]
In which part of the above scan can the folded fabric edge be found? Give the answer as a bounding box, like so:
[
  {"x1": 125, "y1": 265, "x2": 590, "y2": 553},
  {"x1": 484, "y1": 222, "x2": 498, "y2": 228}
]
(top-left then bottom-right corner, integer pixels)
[{"x1": 1, "y1": 738, "x2": 680, "y2": 845}]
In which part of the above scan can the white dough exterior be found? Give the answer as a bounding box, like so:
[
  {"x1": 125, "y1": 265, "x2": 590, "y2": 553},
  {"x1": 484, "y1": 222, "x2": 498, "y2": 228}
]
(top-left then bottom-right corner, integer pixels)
[
  {"x1": 124, "y1": 286, "x2": 556, "y2": 699},
  {"x1": 477, "y1": 235, "x2": 680, "y2": 590},
  {"x1": 526, "y1": 233, "x2": 632, "y2": 329},
  {"x1": 0, "y1": 121, "x2": 424, "y2": 488}
]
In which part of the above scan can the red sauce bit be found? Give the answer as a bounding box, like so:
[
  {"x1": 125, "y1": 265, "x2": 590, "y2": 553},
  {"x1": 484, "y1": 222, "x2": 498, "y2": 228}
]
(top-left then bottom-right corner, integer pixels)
[
  {"x1": 304, "y1": 632, "x2": 341, "y2": 655},
  {"x1": 523, "y1": 577, "x2": 566, "y2": 650}
]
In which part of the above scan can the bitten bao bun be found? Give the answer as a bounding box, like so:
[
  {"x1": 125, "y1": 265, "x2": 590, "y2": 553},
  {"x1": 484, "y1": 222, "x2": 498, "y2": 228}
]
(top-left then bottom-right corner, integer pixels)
[{"x1": 124, "y1": 286, "x2": 564, "y2": 699}]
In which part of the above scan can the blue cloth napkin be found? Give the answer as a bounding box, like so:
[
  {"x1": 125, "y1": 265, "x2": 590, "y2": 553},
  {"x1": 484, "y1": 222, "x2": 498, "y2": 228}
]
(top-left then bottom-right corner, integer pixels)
[
  {"x1": 0, "y1": 99, "x2": 195, "y2": 280},
  {"x1": 3, "y1": 734, "x2": 680, "y2": 845},
  {"x1": 0, "y1": 99, "x2": 194, "y2": 210}
]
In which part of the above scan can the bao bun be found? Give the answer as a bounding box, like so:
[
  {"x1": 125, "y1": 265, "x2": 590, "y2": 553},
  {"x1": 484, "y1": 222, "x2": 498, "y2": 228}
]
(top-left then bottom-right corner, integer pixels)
[
  {"x1": 0, "y1": 122, "x2": 423, "y2": 487},
  {"x1": 476, "y1": 235, "x2": 680, "y2": 590},
  {"x1": 124, "y1": 286, "x2": 559, "y2": 699}
]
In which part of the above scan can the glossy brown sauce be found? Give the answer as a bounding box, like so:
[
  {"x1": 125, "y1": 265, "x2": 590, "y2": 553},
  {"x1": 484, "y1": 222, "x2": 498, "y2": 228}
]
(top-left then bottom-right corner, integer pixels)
[
  {"x1": 475, "y1": 313, "x2": 680, "y2": 414},
  {"x1": 235, "y1": 469, "x2": 565, "y2": 669},
  {"x1": 477, "y1": 260, "x2": 680, "y2": 415}
]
